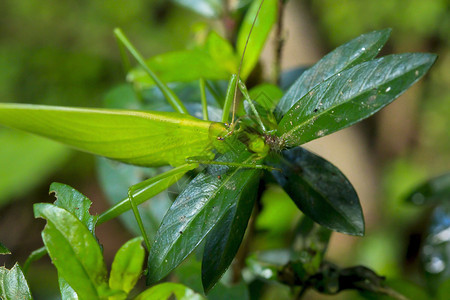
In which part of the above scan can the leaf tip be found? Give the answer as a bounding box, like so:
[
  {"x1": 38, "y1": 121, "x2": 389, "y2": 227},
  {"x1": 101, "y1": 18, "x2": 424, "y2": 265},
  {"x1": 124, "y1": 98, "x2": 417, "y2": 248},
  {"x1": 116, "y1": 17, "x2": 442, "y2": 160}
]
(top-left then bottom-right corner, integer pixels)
[{"x1": 201, "y1": 273, "x2": 216, "y2": 295}]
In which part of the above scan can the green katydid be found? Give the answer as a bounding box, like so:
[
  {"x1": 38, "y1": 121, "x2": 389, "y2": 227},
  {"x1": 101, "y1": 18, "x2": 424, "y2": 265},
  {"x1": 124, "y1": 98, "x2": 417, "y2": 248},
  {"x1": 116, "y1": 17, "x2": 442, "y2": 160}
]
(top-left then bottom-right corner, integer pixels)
[
  {"x1": 0, "y1": 0, "x2": 276, "y2": 249},
  {"x1": 0, "y1": 0, "x2": 437, "y2": 292}
]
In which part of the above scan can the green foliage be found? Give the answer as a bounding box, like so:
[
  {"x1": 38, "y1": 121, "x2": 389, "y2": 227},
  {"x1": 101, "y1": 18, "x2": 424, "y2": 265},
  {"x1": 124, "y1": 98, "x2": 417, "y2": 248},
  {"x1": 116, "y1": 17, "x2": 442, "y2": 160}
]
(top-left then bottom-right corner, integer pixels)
[
  {"x1": 268, "y1": 148, "x2": 363, "y2": 235},
  {"x1": 172, "y1": 0, "x2": 223, "y2": 18},
  {"x1": 236, "y1": 0, "x2": 278, "y2": 79},
  {"x1": 50, "y1": 182, "x2": 98, "y2": 233},
  {"x1": 0, "y1": 0, "x2": 441, "y2": 299},
  {"x1": 135, "y1": 282, "x2": 205, "y2": 300},
  {"x1": 147, "y1": 140, "x2": 262, "y2": 285},
  {"x1": 128, "y1": 31, "x2": 237, "y2": 89},
  {"x1": 277, "y1": 53, "x2": 436, "y2": 147},
  {"x1": 275, "y1": 29, "x2": 391, "y2": 118},
  {"x1": 0, "y1": 264, "x2": 32, "y2": 300},
  {"x1": 0, "y1": 242, "x2": 10, "y2": 255},
  {"x1": 35, "y1": 203, "x2": 110, "y2": 298},
  {"x1": 109, "y1": 237, "x2": 145, "y2": 298}
]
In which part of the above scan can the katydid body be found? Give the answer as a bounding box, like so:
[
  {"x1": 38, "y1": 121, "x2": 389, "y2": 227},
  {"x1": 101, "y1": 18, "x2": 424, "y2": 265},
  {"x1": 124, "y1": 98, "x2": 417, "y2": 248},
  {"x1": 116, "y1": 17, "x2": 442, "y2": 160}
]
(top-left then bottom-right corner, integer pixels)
[
  {"x1": 0, "y1": 1, "x2": 274, "y2": 229},
  {"x1": 0, "y1": 103, "x2": 227, "y2": 167}
]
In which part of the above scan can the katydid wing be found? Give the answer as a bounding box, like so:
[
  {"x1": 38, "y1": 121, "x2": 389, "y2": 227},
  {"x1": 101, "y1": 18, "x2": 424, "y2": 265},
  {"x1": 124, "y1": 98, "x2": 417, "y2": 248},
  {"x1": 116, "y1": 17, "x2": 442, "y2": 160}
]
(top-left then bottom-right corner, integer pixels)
[{"x1": 0, "y1": 103, "x2": 227, "y2": 167}]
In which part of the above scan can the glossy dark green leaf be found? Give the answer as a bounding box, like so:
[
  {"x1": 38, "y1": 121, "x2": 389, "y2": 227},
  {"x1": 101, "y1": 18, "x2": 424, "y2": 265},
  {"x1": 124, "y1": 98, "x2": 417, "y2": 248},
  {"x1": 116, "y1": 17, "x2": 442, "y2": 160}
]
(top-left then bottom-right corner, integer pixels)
[
  {"x1": 135, "y1": 282, "x2": 205, "y2": 300},
  {"x1": 278, "y1": 53, "x2": 437, "y2": 147},
  {"x1": 0, "y1": 263, "x2": 32, "y2": 300},
  {"x1": 406, "y1": 172, "x2": 450, "y2": 205},
  {"x1": 50, "y1": 182, "x2": 98, "y2": 234},
  {"x1": 147, "y1": 142, "x2": 261, "y2": 284},
  {"x1": 275, "y1": 29, "x2": 391, "y2": 118},
  {"x1": 172, "y1": 0, "x2": 223, "y2": 18},
  {"x1": 421, "y1": 204, "x2": 450, "y2": 293},
  {"x1": 0, "y1": 242, "x2": 10, "y2": 255},
  {"x1": 109, "y1": 237, "x2": 145, "y2": 296},
  {"x1": 268, "y1": 147, "x2": 364, "y2": 236},
  {"x1": 34, "y1": 203, "x2": 110, "y2": 299},
  {"x1": 236, "y1": 0, "x2": 278, "y2": 79},
  {"x1": 201, "y1": 169, "x2": 259, "y2": 293},
  {"x1": 128, "y1": 32, "x2": 236, "y2": 89}
]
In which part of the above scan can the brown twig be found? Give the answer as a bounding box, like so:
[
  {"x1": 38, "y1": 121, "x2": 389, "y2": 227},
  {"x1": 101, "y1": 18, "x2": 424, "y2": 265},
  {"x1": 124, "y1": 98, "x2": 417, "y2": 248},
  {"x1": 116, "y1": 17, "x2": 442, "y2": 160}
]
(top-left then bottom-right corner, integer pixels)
[
  {"x1": 231, "y1": 180, "x2": 266, "y2": 283},
  {"x1": 273, "y1": 0, "x2": 286, "y2": 85}
]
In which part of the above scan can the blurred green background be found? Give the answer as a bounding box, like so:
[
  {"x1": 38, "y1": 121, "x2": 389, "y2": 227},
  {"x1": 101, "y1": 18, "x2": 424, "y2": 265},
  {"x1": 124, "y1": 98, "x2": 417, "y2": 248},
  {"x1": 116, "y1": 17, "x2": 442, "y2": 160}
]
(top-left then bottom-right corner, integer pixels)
[{"x1": 0, "y1": 0, "x2": 448, "y2": 299}]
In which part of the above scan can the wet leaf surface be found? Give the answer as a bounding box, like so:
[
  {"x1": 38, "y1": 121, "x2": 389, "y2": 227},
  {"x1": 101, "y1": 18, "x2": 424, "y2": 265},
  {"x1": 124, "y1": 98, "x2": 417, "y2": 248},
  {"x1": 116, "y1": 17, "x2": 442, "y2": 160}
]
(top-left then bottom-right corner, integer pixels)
[
  {"x1": 50, "y1": 182, "x2": 98, "y2": 234},
  {"x1": 201, "y1": 169, "x2": 259, "y2": 292},
  {"x1": 34, "y1": 203, "x2": 109, "y2": 299},
  {"x1": 276, "y1": 29, "x2": 391, "y2": 119},
  {"x1": 147, "y1": 142, "x2": 261, "y2": 284},
  {"x1": 268, "y1": 147, "x2": 364, "y2": 236},
  {"x1": 278, "y1": 53, "x2": 437, "y2": 147},
  {"x1": 0, "y1": 263, "x2": 32, "y2": 300}
]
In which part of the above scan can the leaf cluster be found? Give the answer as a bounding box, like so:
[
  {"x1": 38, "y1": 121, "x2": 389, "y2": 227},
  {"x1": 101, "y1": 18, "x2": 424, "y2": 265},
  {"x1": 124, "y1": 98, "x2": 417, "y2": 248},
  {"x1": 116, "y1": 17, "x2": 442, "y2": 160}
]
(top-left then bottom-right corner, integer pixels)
[{"x1": 0, "y1": 0, "x2": 440, "y2": 298}]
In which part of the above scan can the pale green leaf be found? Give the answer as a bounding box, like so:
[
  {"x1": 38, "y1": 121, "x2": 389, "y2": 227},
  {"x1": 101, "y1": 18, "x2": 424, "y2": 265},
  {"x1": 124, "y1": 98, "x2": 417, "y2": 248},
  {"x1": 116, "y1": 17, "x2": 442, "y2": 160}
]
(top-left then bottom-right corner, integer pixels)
[
  {"x1": 50, "y1": 182, "x2": 98, "y2": 234},
  {"x1": 135, "y1": 282, "x2": 205, "y2": 300},
  {"x1": 34, "y1": 203, "x2": 109, "y2": 299},
  {"x1": 109, "y1": 237, "x2": 145, "y2": 297},
  {"x1": 128, "y1": 32, "x2": 237, "y2": 89},
  {"x1": 0, "y1": 263, "x2": 32, "y2": 300}
]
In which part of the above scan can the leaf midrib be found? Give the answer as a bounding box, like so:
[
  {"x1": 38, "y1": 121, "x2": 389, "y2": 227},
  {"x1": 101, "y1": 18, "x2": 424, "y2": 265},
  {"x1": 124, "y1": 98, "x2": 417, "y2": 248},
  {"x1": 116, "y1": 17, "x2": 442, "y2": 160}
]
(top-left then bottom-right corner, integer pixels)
[
  {"x1": 162, "y1": 155, "x2": 253, "y2": 261},
  {"x1": 279, "y1": 57, "x2": 424, "y2": 143}
]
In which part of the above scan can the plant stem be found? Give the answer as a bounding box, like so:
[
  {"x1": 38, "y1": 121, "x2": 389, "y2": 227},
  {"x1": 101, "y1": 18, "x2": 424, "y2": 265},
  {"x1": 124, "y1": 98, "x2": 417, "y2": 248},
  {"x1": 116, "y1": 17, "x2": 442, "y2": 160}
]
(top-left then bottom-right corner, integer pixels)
[{"x1": 273, "y1": 0, "x2": 286, "y2": 85}]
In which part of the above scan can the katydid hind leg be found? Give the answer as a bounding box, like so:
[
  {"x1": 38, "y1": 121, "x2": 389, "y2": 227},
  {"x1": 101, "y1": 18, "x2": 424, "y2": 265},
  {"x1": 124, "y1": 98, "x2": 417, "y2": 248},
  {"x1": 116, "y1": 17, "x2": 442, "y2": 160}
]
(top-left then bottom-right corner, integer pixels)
[
  {"x1": 185, "y1": 156, "x2": 279, "y2": 172},
  {"x1": 238, "y1": 79, "x2": 267, "y2": 133},
  {"x1": 199, "y1": 78, "x2": 209, "y2": 121},
  {"x1": 128, "y1": 186, "x2": 152, "y2": 251},
  {"x1": 114, "y1": 28, "x2": 188, "y2": 114},
  {"x1": 97, "y1": 164, "x2": 197, "y2": 225}
]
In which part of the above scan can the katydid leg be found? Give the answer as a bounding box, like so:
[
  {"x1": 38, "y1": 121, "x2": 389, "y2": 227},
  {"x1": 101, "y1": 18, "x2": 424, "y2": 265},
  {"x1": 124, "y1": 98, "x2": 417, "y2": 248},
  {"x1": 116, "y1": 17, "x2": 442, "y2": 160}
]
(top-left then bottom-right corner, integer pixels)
[
  {"x1": 128, "y1": 187, "x2": 152, "y2": 250},
  {"x1": 238, "y1": 79, "x2": 267, "y2": 133},
  {"x1": 114, "y1": 28, "x2": 189, "y2": 115},
  {"x1": 199, "y1": 78, "x2": 209, "y2": 121},
  {"x1": 185, "y1": 157, "x2": 279, "y2": 172},
  {"x1": 221, "y1": 74, "x2": 238, "y2": 123},
  {"x1": 97, "y1": 163, "x2": 197, "y2": 225}
]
